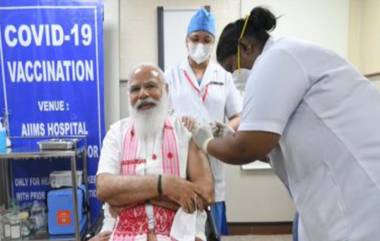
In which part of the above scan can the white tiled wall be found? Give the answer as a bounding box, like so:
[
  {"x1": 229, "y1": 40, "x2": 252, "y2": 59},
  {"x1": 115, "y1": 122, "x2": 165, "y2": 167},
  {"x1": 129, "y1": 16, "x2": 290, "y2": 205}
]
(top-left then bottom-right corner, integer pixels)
[
  {"x1": 103, "y1": 0, "x2": 120, "y2": 128},
  {"x1": 348, "y1": 0, "x2": 380, "y2": 75}
]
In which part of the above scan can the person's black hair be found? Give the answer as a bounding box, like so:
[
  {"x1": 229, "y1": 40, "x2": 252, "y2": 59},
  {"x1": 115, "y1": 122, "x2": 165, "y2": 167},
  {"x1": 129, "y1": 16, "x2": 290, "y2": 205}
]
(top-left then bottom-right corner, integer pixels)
[{"x1": 216, "y1": 6, "x2": 277, "y2": 63}]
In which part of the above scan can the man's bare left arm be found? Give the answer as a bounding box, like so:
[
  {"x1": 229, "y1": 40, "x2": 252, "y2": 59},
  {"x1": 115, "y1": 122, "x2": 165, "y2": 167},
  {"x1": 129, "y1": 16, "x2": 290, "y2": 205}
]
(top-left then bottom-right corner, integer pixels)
[{"x1": 186, "y1": 140, "x2": 215, "y2": 208}]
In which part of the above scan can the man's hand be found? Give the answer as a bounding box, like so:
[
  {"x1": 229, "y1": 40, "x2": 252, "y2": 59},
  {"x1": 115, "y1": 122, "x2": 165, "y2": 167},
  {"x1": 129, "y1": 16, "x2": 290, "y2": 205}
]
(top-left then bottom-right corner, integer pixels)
[
  {"x1": 210, "y1": 121, "x2": 235, "y2": 137},
  {"x1": 150, "y1": 197, "x2": 180, "y2": 210},
  {"x1": 194, "y1": 194, "x2": 208, "y2": 211},
  {"x1": 191, "y1": 123, "x2": 213, "y2": 152},
  {"x1": 181, "y1": 116, "x2": 197, "y2": 132},
  {"x1": 162, "y1": 175, "x2": 199, "y2": 213}
]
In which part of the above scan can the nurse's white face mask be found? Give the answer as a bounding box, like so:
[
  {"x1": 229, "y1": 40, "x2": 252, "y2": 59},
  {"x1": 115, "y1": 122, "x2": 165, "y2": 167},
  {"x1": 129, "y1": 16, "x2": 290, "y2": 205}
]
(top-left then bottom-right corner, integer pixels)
[
  {"x1": 231, "y1": 14, "x2": 252, "y2": 92},
  {"x1": 188, "y1": 42, "x2": 213, "y2": 64},
  {"x1": 232, "y1": 68, "x2": 251, "y2": 92}
]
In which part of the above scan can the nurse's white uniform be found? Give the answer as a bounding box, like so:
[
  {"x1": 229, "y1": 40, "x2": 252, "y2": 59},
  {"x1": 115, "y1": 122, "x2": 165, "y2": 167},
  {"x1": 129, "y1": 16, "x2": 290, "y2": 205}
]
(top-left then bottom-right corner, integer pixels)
[
  {"x1": 240, "y1": 36, "x2": 380, "y2": 241},
  {"x1": 165, "y1": 60, "x2": 242, "y2": 202}
]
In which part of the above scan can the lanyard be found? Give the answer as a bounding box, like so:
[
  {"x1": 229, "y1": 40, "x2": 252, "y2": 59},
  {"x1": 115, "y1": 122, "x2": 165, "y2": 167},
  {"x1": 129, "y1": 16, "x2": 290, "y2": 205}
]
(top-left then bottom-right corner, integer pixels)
[{"x1": 183, "y1": 70, "x2": 209, "y2": 102}]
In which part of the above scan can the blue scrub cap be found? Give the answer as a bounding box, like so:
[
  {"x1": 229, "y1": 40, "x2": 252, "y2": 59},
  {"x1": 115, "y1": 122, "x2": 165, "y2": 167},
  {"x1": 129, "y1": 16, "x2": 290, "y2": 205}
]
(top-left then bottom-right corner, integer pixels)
[{"x1": 187, "y1": 8, "x2": 216, "y2": 36}]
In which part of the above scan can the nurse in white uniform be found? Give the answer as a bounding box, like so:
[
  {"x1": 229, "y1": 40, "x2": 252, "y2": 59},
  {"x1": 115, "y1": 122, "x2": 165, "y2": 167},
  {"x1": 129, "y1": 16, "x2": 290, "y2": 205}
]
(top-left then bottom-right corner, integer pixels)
[
  {"x1": 165, "y1": 7, "x2": 243, "y2": 235},
  {"x1": 191, "y1": 6, "x2": 380, "y2": 241}
]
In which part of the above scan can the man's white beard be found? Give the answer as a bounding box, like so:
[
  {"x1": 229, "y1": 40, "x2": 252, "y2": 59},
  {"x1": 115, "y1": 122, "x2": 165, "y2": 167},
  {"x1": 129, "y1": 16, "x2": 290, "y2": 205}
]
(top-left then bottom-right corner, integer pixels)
[{"x1": 129, "y1": 92, "x2": 169, "y2": 139}]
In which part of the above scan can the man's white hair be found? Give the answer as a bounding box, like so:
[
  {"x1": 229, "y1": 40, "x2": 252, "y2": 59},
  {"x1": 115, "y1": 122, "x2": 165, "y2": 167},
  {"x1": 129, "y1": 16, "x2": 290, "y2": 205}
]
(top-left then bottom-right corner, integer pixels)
[{"x1": 127, "y1": 63, "x2": 166, "y2": 87}]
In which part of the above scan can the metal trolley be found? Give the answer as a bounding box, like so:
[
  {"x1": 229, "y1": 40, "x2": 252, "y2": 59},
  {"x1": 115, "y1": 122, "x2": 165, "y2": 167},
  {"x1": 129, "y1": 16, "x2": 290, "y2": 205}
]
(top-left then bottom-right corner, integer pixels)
[{"x1": 0, "y1": 136, "x2": 88, "y2": 241}]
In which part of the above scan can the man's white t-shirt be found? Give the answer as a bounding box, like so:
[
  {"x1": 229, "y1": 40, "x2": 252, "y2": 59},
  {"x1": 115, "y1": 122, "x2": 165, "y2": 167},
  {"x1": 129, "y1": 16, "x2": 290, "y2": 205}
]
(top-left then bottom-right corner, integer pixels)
[
  {"x1": 240, "y1": 37, "x2": 380, "y2": 241},
  {"x1": 99, "y1": 203, "x2": 115, "y2": 233},
  {"x1": 165, "y1": 60, "x2": 243, "y2": 202}
]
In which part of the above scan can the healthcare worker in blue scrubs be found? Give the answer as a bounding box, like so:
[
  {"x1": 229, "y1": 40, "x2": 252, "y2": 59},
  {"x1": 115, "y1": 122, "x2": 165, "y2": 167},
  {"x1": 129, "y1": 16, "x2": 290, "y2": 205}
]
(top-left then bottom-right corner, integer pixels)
[
  {"x1": 165, "y1": 7, "x2": 243, "y2": 236},
  {"x1": 191, "y1": 6, "x2": 380, "y2": 241}
]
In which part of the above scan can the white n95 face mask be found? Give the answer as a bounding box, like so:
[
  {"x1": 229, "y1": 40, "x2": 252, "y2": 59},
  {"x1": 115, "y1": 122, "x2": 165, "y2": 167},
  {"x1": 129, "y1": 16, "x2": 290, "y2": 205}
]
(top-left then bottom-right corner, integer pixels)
[
  {"x1": 232, "y1": 68, "x2": 251, "y2": 92},
  {"x1": 188, "y1": 42, "x2": 213, "y2": 64}
]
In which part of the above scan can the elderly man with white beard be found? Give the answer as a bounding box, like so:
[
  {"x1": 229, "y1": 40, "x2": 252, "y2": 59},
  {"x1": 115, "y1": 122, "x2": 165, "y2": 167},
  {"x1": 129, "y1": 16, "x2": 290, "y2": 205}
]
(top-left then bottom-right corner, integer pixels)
[{"x1": 96, "y1": 64, "x2": 214, "y2": 241}]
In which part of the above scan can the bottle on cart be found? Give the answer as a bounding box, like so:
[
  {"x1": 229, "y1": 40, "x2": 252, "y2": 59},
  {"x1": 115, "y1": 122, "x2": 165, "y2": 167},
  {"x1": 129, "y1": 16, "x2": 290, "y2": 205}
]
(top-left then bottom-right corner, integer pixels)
[
  {"x1": 30, "y1": 200, "x2": 47, "y2": 233},
  {"x1": 2, "y1": 212, "x2": 11, "y2": 240},
  {"x1": 0, "y1": 120, "x2": 6, "y2": 151},
  {"x1": 19, "y1": 211, "x2": 31, "y2": 238},
  {"x1": 8, "y1": 212, "x2": 21, "y2": 240},
  {"x1": 0, "y1": 115, "x2": 11, "y2": 148}
]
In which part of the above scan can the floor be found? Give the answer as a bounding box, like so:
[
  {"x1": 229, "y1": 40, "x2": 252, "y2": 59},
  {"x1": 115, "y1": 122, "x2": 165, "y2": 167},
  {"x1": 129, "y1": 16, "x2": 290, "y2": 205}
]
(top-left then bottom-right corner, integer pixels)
[{"x1": 222, "y1": 235, "x2": 292, "y2": 241}]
